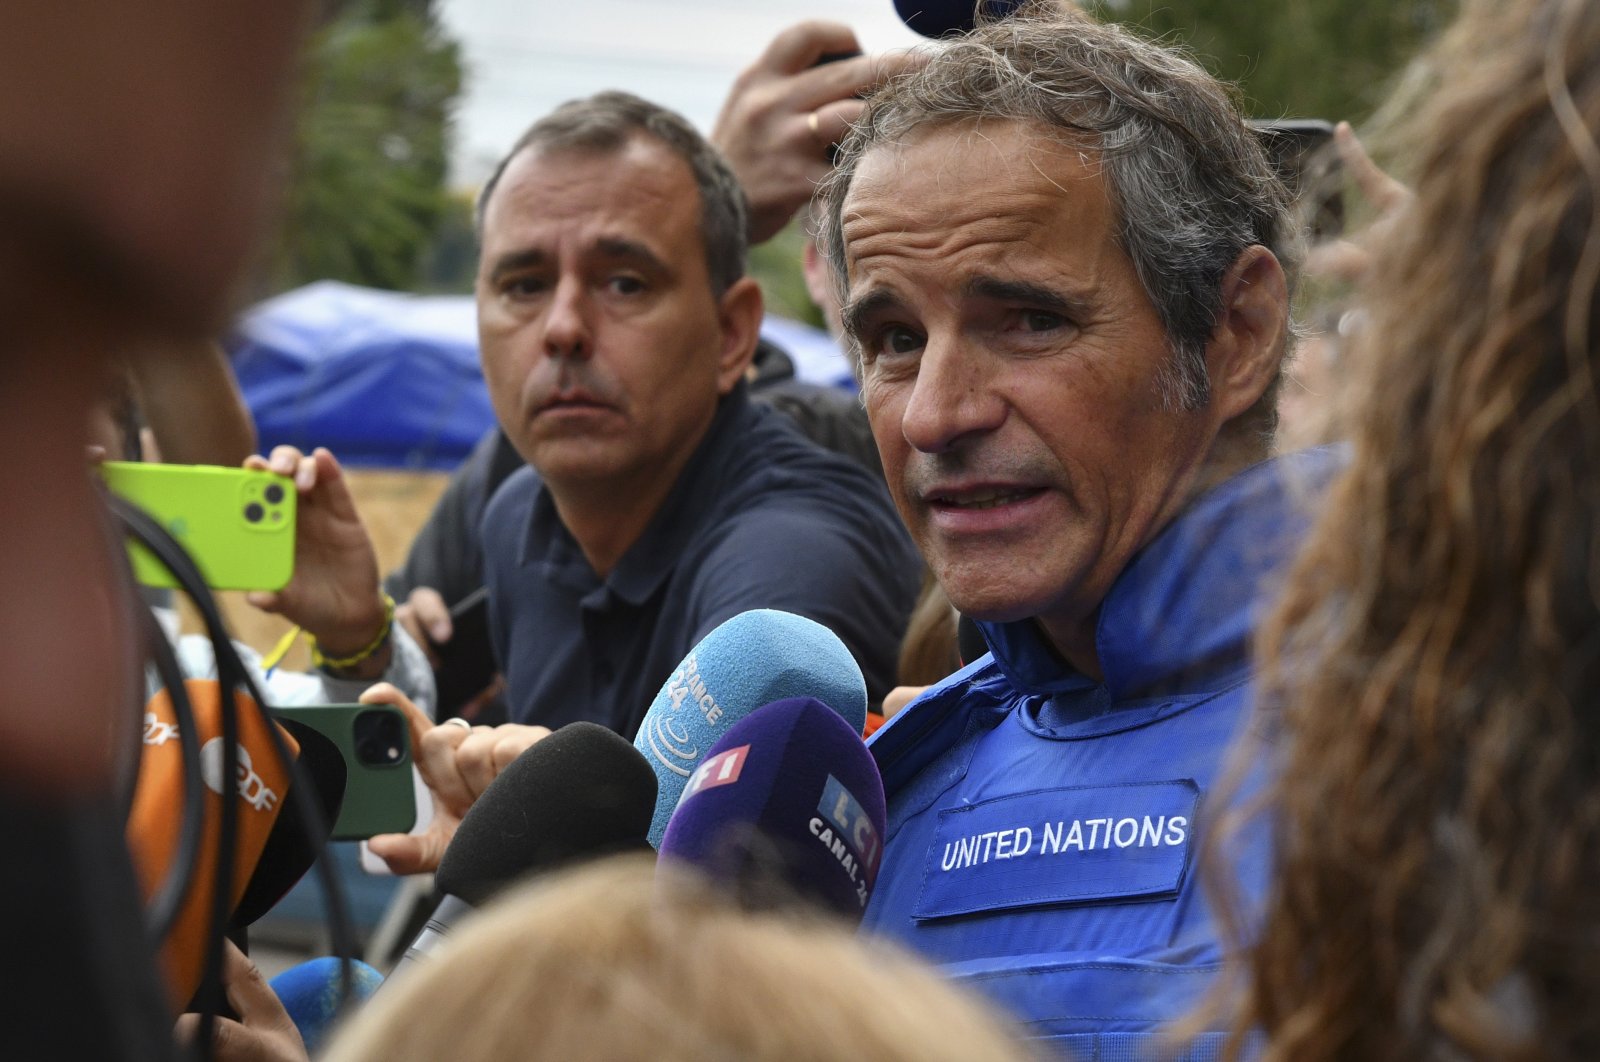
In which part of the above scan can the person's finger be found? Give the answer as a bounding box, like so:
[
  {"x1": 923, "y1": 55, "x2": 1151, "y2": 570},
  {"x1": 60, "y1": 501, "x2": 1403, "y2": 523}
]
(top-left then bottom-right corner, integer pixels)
[
  {"x1": 173, "y1": 1014, "x2": 257, "y2": 1058},
  {"x1": 394, "y1": 604, "x2": 442, "y2": 669},
  {"x1": 407, "y1": 586, "x2": 453, "y2": 644},
  {"x1": 366, "y1": 828, "x2": 449, "y2": 876},
  {"x1": 809, "y1": 98, "x2": 866, "y2": 151},
  {"x1": 790, "y1": 49, "x2": 923, "y2": 112},
  {"x1": 388, "y1": 693, "x2": 477, "y2": 816},
  {"x1": 453, "y1": 728, "x2": 504, "y2": 800},
  {"x1": 1334, "y1": 121, "x2": 1409, "y2": 213},
  {"x1": 362, "y1": 683, "x2": 434, "y2": 739},
  {"x1": 309, "y1": 446, "x2": 348, "y2": 495},
  {"x1": 754, "y1": 20, "x2": 861, "y2": 76},
  {"x1": 292, "y1": 452, "x2": 318, "y2": 492},
  {"x1": 361, "y1": 683, "x2": 446, "y2": 785},
  {"x1": 488, "y1": 725, "x2": 551, "y2": 784},
  {"x1": 267, "y1": 445, "x2": 306, "y2": 478},
  {"x1": 173, "y1": 945, "x2": 309, "y2": 1062},
  {"x1": 304, "y1": 446, "x2": 369, "y2": 524},
  {"x1": 172, "y1": 1013, "x2": 201, "y2": 1049},
  {"x1": 243, "y1": 454, "x2": 270, "y2": 472},
  {"x1": 220, "y1": 942, "x2": 295, "y2": 1037},
  {"x1": 245, "y1": 591, "x2": 285, "y2": 614}
]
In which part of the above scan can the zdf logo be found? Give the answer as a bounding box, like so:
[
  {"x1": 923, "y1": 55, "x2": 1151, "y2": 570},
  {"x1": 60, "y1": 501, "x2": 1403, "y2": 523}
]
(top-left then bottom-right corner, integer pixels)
[{"x1": 199, "y1": 738, "x2": 280, "y2": 813}]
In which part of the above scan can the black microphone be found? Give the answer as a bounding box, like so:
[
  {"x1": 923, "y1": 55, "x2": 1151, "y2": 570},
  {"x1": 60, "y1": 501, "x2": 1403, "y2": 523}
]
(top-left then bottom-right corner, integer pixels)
[
  {"x1": 894, "y1": 0, "x2": 1024, "y2": 38},
  {"x1": 386, "y1": 722, "x2": 657, "y2": 982}
]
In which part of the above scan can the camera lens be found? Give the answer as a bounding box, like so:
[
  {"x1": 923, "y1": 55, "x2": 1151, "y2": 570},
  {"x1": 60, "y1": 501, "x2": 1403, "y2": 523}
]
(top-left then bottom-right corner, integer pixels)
[
  {"x1": 243, "y1": 502, "x2": 264, "y2": 523},
  {"x1": 264, "y1": 483, "x2": 285, "y2": 504},
  {"x1": 353, "y1": 709, "x2": 406, "y2": 767}
]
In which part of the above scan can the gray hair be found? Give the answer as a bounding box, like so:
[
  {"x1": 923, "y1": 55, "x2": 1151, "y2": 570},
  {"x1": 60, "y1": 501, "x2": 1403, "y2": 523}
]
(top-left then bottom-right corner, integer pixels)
[
  {"x1": 817, "y1": 3, "x2": 1299, "y2": 428},
  {"x1": 478, "y1": 91, "x2": 749, "y2": 296}
]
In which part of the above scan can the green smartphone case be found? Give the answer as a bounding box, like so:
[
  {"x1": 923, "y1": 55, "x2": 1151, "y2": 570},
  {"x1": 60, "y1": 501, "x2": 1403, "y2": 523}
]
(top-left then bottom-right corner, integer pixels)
[
  {"x1": 273, "y1": 704, "x2": 417, "y2": 840},
  {"x1": 100, "y1": 462, "x2": 296, "y2": 591}
]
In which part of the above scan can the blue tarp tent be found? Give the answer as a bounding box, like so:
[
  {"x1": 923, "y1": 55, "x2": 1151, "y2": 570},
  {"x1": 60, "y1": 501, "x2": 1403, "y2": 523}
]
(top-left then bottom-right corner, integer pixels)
[
  {"x1": 231, "y1": 282, "x2": 492, "y2": 471},
  {"x1": 231, "y1": 280, "x2": 849, "y2": 472}
]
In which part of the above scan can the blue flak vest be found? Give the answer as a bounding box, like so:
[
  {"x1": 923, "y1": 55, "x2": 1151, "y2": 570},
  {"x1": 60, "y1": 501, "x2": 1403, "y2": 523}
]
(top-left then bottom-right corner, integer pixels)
[{"x1": 864, "y1": 448, "x2": 1342, "y2": 1059}]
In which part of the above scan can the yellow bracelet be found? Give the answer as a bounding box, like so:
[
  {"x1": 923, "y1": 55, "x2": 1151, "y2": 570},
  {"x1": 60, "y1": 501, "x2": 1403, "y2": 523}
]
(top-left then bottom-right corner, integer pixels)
[{"x1": 310, "y1": 593, "x2": 396, "y2": 671}]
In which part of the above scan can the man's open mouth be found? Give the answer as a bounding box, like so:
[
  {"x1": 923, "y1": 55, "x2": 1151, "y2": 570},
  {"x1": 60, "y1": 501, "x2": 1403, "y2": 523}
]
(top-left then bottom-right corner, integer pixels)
[{"x1": 927, "y1": 486, "x2": 1045, "y2": 510}]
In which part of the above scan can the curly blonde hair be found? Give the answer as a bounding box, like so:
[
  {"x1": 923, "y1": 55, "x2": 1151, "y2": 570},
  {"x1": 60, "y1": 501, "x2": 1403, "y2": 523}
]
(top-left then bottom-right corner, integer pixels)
[{"x1": 1230, "y1": 0, "x2": 1600, "y2": 1056}]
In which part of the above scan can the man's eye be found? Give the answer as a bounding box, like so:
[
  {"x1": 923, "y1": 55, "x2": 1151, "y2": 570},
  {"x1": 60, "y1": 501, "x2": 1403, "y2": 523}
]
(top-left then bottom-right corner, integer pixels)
[
  {"x1": 1021, "y1": 309, "x2": 1066, "y2": 332},
  {"x1": 503, "y1": 276, "x2": 546, "y2": 298},
  {"x1": 608, "y1": 275, "x2": 645, "y2": 296},
  {"x1": 878, "y1": 326, "x2": 924, "y2": 357}
]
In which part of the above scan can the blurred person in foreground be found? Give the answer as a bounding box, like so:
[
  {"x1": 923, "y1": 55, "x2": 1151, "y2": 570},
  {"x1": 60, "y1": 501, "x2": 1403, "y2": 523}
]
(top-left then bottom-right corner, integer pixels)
[
  {"x1": 816, "y1": 2, "x2": 1321, "y2": 1050},
  {"x1": 0, "y1": 2, "x2": 314, "y2": 1056},
  {"x1": 1221, "y1": 0, "x2": 1600, "y2": 1057},
  {"x1": 321, "y1": 856, "x2": 1036, "y2": 1062}
]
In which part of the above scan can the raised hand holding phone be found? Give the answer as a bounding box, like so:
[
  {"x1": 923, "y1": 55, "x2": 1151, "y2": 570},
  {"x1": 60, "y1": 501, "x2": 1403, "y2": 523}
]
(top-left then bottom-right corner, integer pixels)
[
  {"x1": 244, "y1": 445, "x2": 392, "y2": 682},
  {"x1": 363, "y1": 682, "x2": 550, "y2": 875}
]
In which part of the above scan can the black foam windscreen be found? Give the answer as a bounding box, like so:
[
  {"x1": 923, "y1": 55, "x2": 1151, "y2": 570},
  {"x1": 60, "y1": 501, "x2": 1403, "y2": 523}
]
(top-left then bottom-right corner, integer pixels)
[
  {"x1": 435, "y1": 722, "x2": 658, "y2": 906},
  {"x1": 894, "y1": 0, "x2": 1025, "y2": 38},
  {"x1": 231, "y1": 717, "x2": 346, "y2": 927}
]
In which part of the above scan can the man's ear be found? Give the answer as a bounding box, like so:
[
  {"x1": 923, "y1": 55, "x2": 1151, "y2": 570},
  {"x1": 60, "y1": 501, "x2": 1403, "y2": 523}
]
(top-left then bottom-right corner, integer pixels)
[
  {"x1": 1205, "y1": 245, "x2": 1289, "y2": 422},
  {"x1": 801, "y1": 240, "x2": 831, "y2": 311},
  {"x1": 714, "y1": 276, "x2": 764, "y2": 394}
]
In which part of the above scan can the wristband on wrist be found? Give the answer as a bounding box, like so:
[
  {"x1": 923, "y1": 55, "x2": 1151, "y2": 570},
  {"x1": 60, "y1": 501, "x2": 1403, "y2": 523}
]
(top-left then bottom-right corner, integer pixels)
[{"x1": 310, "y1": 592, "x2": 396, "y2": 672}]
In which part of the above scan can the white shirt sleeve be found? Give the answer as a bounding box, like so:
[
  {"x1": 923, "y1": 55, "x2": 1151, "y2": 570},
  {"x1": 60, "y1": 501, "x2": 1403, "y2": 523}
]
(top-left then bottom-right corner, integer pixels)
[{"x1": 154, "y1": 608, "x2": 437, "y2": 721}]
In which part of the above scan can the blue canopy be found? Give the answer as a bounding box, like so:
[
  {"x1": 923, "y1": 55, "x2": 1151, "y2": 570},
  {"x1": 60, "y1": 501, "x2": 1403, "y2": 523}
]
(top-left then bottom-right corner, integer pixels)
[
  {"x1": 231, "y1": 282, "x2": 491, "y2": 471},
  {"x1": 231, "y1": 281, "x2": 848, "y2": 471}
]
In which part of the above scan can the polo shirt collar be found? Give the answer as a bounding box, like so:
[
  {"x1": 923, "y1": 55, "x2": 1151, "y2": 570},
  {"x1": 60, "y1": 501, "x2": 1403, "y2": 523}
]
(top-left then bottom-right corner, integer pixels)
[{"x1": 519, "y1": 383, "x2": 755, "y2": 605}]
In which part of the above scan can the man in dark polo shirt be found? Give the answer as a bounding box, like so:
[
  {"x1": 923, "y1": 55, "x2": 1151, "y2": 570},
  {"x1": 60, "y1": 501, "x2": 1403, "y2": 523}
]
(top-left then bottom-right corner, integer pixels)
[{"x1": 466, "y1": 91, "x2": 918, "y2": 737}]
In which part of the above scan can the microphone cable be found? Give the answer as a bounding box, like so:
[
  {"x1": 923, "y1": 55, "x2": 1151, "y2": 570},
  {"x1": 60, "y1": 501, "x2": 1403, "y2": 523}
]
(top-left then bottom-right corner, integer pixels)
[{"x1": 105, "y1": 491, "x2": 357, "y2": 1059}]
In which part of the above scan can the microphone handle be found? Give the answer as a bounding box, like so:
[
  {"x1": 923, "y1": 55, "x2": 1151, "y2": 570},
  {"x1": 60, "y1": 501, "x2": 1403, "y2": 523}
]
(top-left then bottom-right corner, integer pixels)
[{"x1": 387, "y1": 893, "x2": 474, "y2": 985}]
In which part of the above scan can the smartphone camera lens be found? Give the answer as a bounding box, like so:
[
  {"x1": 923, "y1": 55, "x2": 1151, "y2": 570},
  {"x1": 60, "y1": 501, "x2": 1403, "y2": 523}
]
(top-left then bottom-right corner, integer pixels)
[
  {"x1": 264, "y1": 483, "x2": 285, "y2": 505},
  {"x1": 353, "y1": 709, "x2": 406, "y2": 767},
  {"x1": 243, "y1": 502, "x2": 265, "y2": 523}
]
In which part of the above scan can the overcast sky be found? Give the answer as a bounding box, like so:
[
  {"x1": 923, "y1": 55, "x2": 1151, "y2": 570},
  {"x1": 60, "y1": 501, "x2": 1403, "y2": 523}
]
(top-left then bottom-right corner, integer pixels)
[{"x1": 436, "y1": 0, "x2": 927, "y2": 188}]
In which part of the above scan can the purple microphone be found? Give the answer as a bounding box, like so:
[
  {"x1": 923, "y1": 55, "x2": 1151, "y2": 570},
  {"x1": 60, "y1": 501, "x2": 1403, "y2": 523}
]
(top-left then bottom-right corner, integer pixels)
[{"x1": 659, "y1": 697, "x2": 886, "y2": 922}]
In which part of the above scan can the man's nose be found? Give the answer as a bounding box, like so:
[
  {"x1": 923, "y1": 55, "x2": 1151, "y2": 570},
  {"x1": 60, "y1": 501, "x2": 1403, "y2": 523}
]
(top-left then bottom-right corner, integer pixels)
[
  {"x1": 543, "y1": 276, "x2": 592, "y2": 360},
  {"x1": 898, "y1": 336, "x2": 1006, "y2": 454}
]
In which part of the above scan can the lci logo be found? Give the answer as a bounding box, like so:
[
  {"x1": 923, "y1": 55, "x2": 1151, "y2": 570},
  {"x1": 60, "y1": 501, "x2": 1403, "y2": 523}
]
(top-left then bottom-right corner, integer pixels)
[
  {"x1": 199, "y1": 737, "x2": 280, "y2": 812},
  {"x1": 815, "y1": 775, "x2": 882, "y2": 880}
]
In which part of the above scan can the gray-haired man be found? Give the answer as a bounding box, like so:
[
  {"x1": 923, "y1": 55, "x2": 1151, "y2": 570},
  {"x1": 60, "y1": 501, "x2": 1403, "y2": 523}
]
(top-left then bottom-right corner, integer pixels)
[{"x1": 818, "y1": 5, "x2": 1335, "y2": 1053}]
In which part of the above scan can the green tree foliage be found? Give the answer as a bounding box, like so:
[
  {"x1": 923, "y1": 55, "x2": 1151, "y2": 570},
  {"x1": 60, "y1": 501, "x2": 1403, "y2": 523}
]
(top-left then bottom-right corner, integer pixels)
[
  {"x1": 1084, "y1": 0, "x2": 1454, "y2": 123},
  {"x1": 270, "y1": 0, "x2": 462, "y2": 293},
  {"x1": 751, "y1": 221, "x2": 825, "y2": 330}
]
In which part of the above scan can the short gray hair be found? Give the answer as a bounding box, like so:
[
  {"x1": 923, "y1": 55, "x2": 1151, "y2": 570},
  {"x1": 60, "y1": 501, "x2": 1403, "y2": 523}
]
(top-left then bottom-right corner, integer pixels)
[
  {"x1": 478, "y1": 91, "x2": 748, "y2": 296},
  {"x1": 818, "y1": 3, "x2": 1298, "y2": 429}
]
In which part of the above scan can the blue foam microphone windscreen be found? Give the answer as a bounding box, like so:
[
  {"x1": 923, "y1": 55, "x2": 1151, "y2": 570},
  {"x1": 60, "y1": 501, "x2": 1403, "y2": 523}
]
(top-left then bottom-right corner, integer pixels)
[
  {"x1": 893, "y1": 0, "x2": 1024, "y2": 38},
  {"x1": 659, "y1": 697, "x2": 886, "y2": 922},
  {"x1": 269, "y1": 957, "x2": 383, "y2": 1053},
  {"x1": 634, "y1": 610, "x2": 867, "y2": 848}
]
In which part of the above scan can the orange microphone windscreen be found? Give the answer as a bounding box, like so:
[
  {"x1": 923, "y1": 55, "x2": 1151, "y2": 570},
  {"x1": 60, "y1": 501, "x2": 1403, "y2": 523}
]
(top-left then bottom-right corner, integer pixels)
[{"x1": 127, "y1": 679, "x2": 299, "y2": 1011}]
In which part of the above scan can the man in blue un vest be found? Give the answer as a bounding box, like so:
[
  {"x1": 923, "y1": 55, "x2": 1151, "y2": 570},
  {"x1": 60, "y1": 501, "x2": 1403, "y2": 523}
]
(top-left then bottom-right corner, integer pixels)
[{"x1": 817, "y1": 7, "x2": 1337, "y2": 1055}]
